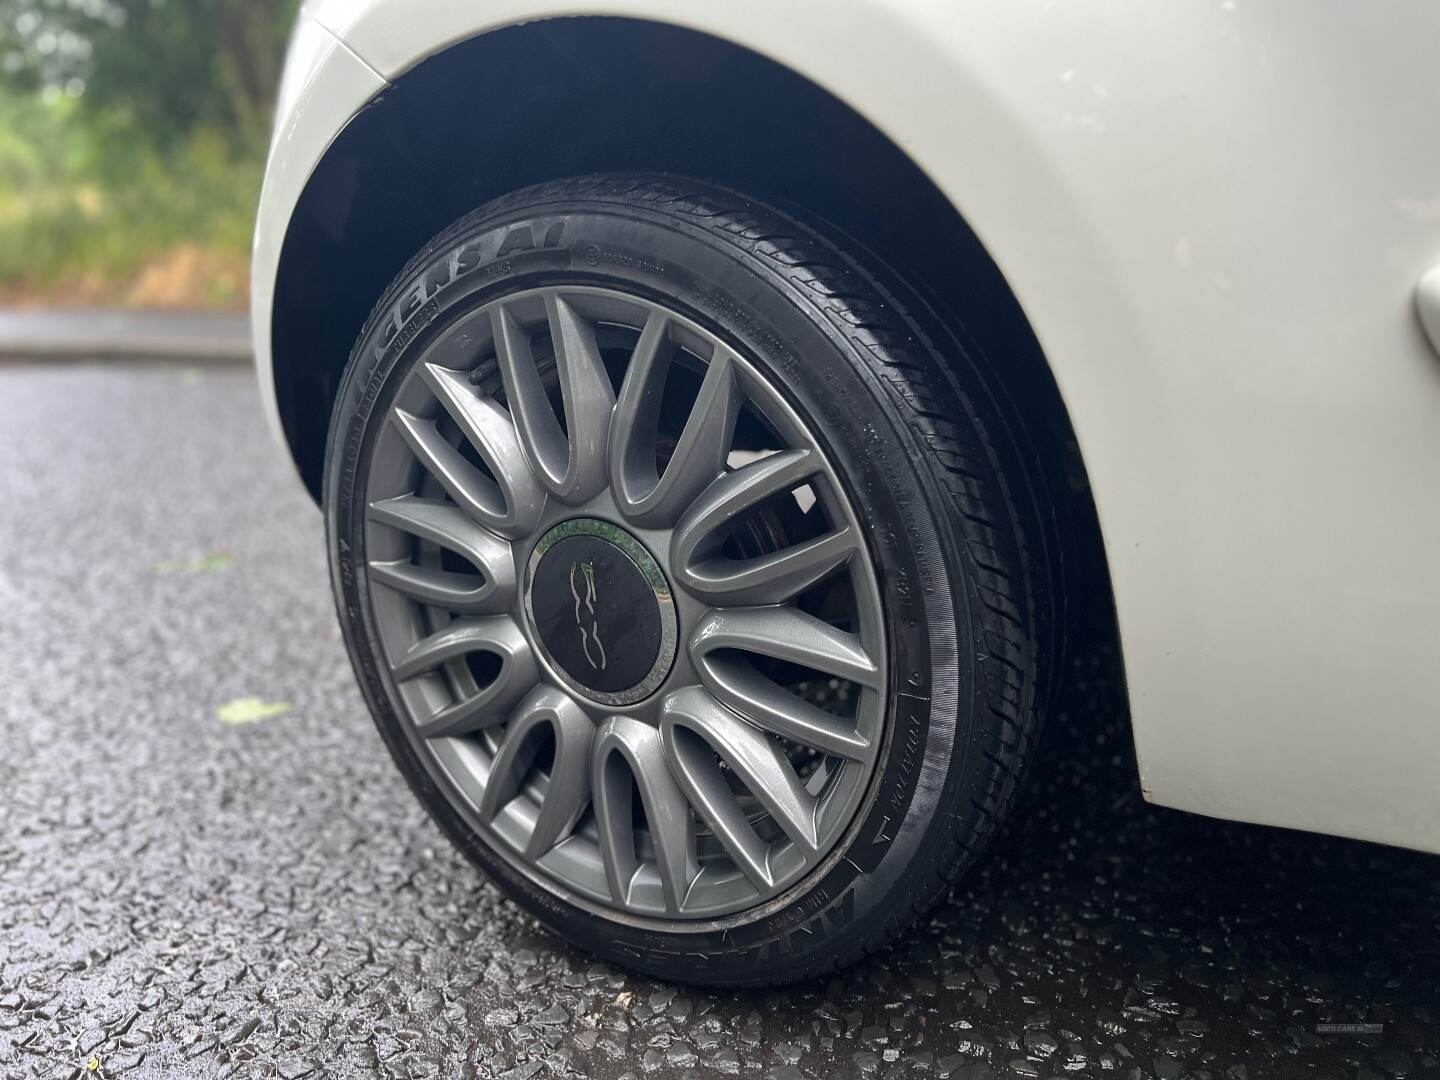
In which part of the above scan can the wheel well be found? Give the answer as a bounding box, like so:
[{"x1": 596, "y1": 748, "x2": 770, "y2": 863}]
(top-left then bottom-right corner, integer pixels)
[
  {"x1": 273, "y1": 12, "x2": 1115, "y2": 727},
  {"x1": 272, "y1": 18, "x2": 1095, "y2": 568},
  {"x1": 271, "y1": 14, "x2": 1123, "y2": 812}
]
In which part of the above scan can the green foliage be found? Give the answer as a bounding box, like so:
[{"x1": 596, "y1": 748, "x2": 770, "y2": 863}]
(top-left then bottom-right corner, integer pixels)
[
  {"x1": 0, "y1": 0, "x2": 300, "y2": 152},
  {"x1": 0, "y1": 91, "x2": 262, "y2": 303},
  {"x1": 0, "y1": 0, "x2": 298, "y2": 304}
]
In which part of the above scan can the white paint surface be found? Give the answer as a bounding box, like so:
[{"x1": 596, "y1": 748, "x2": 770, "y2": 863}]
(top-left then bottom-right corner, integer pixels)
[{"x1": 255, "y1": 1, "x2": 1440, "y2": 854}]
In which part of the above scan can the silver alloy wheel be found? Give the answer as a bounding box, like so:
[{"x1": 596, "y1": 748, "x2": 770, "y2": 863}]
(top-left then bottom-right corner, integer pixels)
[{"x1": 362, "y1": 285, "x2": 886, "y2": 921}]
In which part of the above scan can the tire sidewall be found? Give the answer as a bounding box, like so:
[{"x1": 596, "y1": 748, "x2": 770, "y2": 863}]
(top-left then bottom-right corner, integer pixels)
[{"x1": 325, "y1": 194, "x2": 980, "y2": 982}]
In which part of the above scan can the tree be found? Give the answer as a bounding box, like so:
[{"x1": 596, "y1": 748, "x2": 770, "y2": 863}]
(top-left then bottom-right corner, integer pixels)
[{"x1": 0, "y1": 0, "x2": 300, "y2": 152}]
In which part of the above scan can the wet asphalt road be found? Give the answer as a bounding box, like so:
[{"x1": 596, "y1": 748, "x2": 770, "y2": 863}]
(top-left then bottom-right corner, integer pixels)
[{"x1": 2, "y1": 363, "x2": 1438, "y2": 1080}]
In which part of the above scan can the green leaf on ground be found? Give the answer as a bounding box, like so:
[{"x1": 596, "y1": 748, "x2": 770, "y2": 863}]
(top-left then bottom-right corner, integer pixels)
[
  {"x1": 154, "y1": 551, "x2": 232, "y2": 575},
  {"x1": 217, "y1": 697, "x2": 292, "y2": 726}
]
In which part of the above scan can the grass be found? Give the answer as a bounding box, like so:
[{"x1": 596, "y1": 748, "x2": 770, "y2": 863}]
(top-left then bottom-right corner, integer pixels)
[{"x1": 0, "y1": 93, "x2": 260, "y2": 310}]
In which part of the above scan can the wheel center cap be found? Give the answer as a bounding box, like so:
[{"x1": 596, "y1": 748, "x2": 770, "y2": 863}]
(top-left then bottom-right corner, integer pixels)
[{"x1": 525, "y1": 519, "x2": 677, "y2": 706}]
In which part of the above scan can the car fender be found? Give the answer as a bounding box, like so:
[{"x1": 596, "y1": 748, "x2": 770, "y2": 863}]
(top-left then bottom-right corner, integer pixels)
[{"x1": 257, "y1": 0, "x2": 1440, "y2": 854}]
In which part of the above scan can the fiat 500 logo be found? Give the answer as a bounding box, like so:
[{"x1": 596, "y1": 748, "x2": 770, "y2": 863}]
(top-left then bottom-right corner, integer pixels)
[{"x1": 569, "y1": 561, "x2": 606, "y2": 671}]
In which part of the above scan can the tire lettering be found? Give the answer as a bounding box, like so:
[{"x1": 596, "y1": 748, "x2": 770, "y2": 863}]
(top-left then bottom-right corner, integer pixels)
[
  {"x1": 497, "y1": 225, "x2": 535, "y2": 256},
  {"x1": 376, "y1": 221, "x2": 566, "y2": 363},
  {"x1": 737, "y1": 888, "x2": 857, "y2": 964}
]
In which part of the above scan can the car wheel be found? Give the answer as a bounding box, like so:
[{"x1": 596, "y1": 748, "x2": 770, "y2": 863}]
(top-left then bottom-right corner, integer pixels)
[{"x1": 324, "y1": 174, "x2": 1054, "y2": 986}]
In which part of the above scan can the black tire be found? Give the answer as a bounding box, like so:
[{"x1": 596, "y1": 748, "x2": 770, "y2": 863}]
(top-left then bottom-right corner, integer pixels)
[{"x1": 324, "y1": 174, "x2": 1056, "y2": 986}]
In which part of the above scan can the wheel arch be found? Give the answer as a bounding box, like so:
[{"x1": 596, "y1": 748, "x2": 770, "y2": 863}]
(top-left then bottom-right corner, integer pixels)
[
  {"x1": 271, "y1": 17, "x2": 1073, "y2": 498},
  {"x1": 266, "y1": 13, "x2": 1123, "y2": 745},
  {"x1": 261, "y1": 3, "x2": 1440, "y2": 858}
]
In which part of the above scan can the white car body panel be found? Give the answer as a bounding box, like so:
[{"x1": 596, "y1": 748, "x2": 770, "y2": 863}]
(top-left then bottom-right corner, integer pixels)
[
  {"x1": 254, "y1": 1, "x2": 1440, "y2": 854},
  {"x1": 251, "y1": 12, "x2": 385, "y2": 443}
]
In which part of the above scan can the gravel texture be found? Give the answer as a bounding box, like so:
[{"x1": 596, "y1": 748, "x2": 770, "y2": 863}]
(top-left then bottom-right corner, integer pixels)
[{"x1": 1, "y1": 364, "x2": 1437, "y2": 1080}]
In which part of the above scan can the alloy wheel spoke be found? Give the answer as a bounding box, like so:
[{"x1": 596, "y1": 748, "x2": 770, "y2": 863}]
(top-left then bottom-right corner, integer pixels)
[
  {"x1": 694, "y1": 658, "x2": 873, "y2": 761},
  {"x1": 591, "y1": 717, "x2": 697, "y2": 914},
  {"x1": 389, "y1": 617, "x2": 537, "y2": 739},
  {"x1": 685, "y1": 527, "x2": 857, "y2": 608},
  {"x1": 365, "y1": 561, "x2": 482, "y2": 612},
  {"x1": 413, "y1": 362, "x2": 545, "y2": 538},
  {"x1": 392, "y1": 407, "x2": 502, "y2": 524},
  {"x1": 391, "y1": 616, "x2": 509, "y2": 680},
  {"x1": 671, "y1": 449, "x2": 856, "y2": 605},
  {"x1": 662, "y1": 686, "x2": 820, "y2": 863},
  {"x1": 611, "y1": 320, "x2": 742, "y2": 528},
  {"x1": 606, "y1": 311, "x2": 668, "y2": 511},
  {"x1": 367, "y1": 494, "x2": 515, "y2": 612},
  {"x1": 492, "y1": 294, "x2": 614, "y2": 504},
  {"x1": 477, "y1": 685, "x2": 595, "y2": 859},
  {"x1": 689, "y1": 609, "x2": 876, "y2": 762},
  {"x1": 662, "y1": 724, "x2": 775, "y2": 890},
  {"x1": 690, "y1": 607, "x2": 882, "y2": 688}
]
